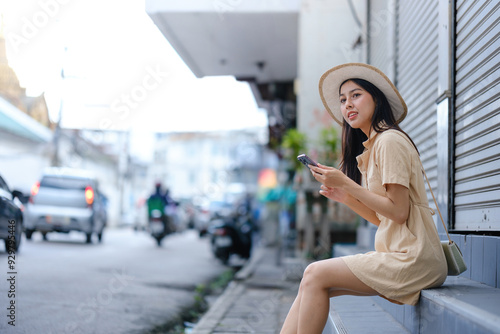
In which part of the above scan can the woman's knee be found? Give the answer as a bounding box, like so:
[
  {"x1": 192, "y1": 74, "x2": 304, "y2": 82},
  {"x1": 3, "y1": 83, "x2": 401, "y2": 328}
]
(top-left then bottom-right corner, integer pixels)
[{"x1": 300, "y1": 262, "x2": 325, "y2": 290}]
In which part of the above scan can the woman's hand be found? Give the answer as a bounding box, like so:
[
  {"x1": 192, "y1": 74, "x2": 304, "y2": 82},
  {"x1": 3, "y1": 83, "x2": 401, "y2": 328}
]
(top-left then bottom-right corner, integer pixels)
[
  {"x1": 309, "y1": 163, "x2": 349, "y2": 189},
  {"x1": 319, "y1": 185, "x2": 349, "y2": 204},
  {"x1": 310, "y1": 163, "x2": 409, "y2": 225},
  {"x1": 309, "y1": 163, "x2": 382, "y2": 226}
]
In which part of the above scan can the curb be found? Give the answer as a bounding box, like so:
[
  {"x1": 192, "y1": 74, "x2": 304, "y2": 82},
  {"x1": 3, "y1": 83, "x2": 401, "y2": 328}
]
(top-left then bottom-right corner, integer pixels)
[
  {"x1": 191, "y1": 246, "x2": 267, "y2": 334},
  {"x1": 191, "y1": 281, "x2": 246, "y2": 334},
  {"x1": 233, "y1": 245, "x2": 267, "y2": 281}
]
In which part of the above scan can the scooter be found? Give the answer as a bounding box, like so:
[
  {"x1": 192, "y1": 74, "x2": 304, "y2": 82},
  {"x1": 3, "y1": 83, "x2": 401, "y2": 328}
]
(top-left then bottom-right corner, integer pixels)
[
  {"x1": 148, "y1": 209, "x2": 175, "y2": 246},
  {"x1": 210, "y1": 213, "x2": 253, "y2": 264}
]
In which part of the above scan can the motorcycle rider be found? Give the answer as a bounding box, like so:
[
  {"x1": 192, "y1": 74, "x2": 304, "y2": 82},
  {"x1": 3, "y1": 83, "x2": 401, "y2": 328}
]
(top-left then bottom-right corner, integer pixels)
[{"x1": 147, "y1": 182, "x2": 176, "y2": 235}]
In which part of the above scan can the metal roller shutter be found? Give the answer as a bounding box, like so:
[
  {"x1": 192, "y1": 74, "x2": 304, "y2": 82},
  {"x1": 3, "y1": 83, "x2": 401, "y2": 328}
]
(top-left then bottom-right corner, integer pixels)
[
  {"x1": 454, "y1": 0, "x2": 500, "y2": 231},
  {"x1": 396, "y1": 0, "x2": 440, "y2": 199},
  {"x1": 369, "y1": 0, "x2": 395, "y2": 79}
]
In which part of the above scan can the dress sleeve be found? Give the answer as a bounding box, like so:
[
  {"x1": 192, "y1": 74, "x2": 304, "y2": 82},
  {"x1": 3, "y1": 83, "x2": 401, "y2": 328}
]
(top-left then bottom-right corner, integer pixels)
[{"x1": 374, "y1": 131, "x2": 414, "y2": 189}]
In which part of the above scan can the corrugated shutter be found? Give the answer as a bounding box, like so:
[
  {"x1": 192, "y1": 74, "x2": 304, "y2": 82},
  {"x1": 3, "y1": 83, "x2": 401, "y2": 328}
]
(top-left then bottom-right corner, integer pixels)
[
  {"x1": 454, "y1": 0, "x2": 500, "y2": 231},
  {"x1": 369, "y1": 0, "x2": 395, "y2": 79},
  {"x1": 396, "y1": 0, "x2": 440, "y2": 199}
]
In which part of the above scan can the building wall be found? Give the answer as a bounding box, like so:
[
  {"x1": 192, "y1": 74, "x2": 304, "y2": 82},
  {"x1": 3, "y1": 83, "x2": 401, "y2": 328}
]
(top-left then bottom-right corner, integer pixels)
[
  {"x1": 0, "y1": 130, "x2": 51, "y2": 193},
  {"x1": 297, "y1": 0, "x2": 366, "y2": 146},
  {"x1": 361, "y1": 0, "x2": 499, "y2": 288},
  {"x1": 0, "y1": 34, "x2": 51, "y2": 128}
]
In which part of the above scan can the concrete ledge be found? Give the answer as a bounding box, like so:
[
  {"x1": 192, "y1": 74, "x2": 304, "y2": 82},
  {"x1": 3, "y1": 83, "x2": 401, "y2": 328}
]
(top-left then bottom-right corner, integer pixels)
[
  {"x1": 328, "y1": 296, "x2": 410, "y2": 334},
  {"x1": 332, "y1": 243, "x2": 500, "y2": 334},
  {"x1": 418, "y1": 277, "x2": 500, "y2": 334}
]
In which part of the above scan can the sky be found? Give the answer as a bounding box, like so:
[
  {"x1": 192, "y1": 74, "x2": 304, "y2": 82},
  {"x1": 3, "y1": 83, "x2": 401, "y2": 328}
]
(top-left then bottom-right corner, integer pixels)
[{"x1": 0, "y1": 0, "x2": 268, "y2": 136}]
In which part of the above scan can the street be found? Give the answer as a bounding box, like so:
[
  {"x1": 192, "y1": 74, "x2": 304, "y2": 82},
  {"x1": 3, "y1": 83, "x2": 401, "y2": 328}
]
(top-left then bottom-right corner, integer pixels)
[{"x1": 0, "y1": 228, "x2": 228, "y2": 334}]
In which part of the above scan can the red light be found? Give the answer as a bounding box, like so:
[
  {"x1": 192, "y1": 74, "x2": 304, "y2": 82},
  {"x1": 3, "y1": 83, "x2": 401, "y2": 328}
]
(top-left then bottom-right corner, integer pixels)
[
  {"x1": 29, "y1": 182, "x2": 40, "y2": 203},
  {"x1": 85, "y1": 186, "x2": 94, "y2": 205},
  {"x1": 31, "y1": 182, "x2": 40, "y2": 196}
]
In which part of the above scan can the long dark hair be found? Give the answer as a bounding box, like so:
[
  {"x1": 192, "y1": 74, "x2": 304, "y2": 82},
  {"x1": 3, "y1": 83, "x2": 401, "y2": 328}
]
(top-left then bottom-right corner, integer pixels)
[{"x1": 338, "y1": 78, "x2": 418, "y2": 184}]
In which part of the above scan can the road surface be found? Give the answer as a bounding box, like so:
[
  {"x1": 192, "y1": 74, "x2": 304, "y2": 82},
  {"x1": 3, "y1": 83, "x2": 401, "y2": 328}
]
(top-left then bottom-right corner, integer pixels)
[{"x1": 0, "y1": 228, "x2": 227, "y2": 334}]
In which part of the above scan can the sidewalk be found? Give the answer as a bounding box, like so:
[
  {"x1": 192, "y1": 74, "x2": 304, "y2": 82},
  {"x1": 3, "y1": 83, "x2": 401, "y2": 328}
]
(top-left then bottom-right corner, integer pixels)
[
  {"x1": 191, "y1": 245, "x2": 409, "y2": 334},
  {"x1": 191, "y1": 245, "x2": 307, "y2": 334}
]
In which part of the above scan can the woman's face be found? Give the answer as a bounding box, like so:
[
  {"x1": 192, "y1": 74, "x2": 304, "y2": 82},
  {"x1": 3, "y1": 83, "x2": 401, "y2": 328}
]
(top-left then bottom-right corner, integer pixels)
[{"x1": 339, "y1": 80, "x2": 376, "y2": 136}]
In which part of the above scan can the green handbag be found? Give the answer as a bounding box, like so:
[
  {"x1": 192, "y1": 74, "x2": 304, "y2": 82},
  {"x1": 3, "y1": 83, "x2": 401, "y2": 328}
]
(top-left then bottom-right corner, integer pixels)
[
  {"x1": 441, "y1": 240, "x2": 467, "y2": 276},
  {"x1": 423, "y1": 168, "x2": 467, "y2": 276}
]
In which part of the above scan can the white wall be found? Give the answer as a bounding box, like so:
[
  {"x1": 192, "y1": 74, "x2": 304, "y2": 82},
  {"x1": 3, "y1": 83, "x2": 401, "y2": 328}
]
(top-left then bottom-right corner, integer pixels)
[
  {"x1": 297, "y1": 0, "x2": 366, "y2": 147},
  {"x1": 0, "y1": 133, "x2": 51, "y2": 193}
]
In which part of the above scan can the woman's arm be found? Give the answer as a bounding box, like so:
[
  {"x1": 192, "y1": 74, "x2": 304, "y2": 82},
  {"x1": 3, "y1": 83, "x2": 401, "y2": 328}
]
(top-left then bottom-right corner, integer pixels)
[
  {"x1": 320, "y1": 185, "x2": 381, "y2": 226},
  {"x1": 311, "y1": 164, "x2": 410, "y2": 225}
]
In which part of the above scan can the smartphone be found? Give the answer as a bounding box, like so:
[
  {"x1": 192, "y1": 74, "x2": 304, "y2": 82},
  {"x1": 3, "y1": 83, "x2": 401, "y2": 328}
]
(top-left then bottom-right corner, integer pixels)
[{"x1": 297, "y1": 154, "x2": 318, "y2": 168}]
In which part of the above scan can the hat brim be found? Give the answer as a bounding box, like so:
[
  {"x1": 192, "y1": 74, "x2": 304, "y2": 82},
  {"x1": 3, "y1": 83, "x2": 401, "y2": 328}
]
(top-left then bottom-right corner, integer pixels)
[{"x1": 319, "y1": 63, "x2": 407, "y2": 125}]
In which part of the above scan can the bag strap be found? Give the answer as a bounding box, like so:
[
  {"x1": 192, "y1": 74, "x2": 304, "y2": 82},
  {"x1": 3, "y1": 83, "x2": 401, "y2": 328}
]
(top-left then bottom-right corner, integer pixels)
[
  {"x1": 421, "y1": 165, "x2": 452, "y2": 244},
  {"x1": 379, "y1": 130, "x2": 452, "y2": 244},
  {"x1": 390, "y1": 130, "x2": 452, "y2": 244}
]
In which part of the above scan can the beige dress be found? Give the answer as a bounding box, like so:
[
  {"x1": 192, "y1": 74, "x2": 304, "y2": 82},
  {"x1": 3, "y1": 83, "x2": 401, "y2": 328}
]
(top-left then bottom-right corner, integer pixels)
[{"x1": 342, "y1": 129, "x2": 447, "y2": 305}]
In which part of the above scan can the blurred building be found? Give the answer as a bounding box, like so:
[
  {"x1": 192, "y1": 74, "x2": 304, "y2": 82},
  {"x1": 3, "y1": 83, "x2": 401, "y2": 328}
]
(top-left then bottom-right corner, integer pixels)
[
  {"x1": 0, "y1": 37, "x2": 130, "y2": 228},
  {"x1": 0, "y1": 25, "x2": 52, "y2": 129},
  {"x1": 0, "y1": 95, "x2": 52, "y2": 192},
  {"x1": 0, "y1": 20, "x2": 52, "y2": 192},
  {"x1": 150, "y1": 128, "x2": 269, "y2": 204}
]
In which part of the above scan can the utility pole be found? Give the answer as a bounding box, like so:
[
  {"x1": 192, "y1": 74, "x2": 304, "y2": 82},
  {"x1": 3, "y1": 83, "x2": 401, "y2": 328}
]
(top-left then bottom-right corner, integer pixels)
[{"x1": 51, "y1": 47, "x2": 67, "y2": 167}]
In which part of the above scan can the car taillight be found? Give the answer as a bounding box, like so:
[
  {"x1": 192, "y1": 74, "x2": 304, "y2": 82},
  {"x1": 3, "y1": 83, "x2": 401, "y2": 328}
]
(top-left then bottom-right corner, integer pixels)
[
  {"x1": 31, "y1": 181, "x2": 40, "y2": 196},
  {"x1": 85, "y1": 186, "x2": 94, "y2": 206},
  {"x1": 29, "y1": 181, "x2": 40, "y2": 203}
]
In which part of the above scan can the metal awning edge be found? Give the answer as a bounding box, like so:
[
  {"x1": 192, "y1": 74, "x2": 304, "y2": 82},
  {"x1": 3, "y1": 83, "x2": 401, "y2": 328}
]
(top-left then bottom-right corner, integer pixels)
[{"x1": 0, "y1": 96, "x2": 53, "y2": 142}]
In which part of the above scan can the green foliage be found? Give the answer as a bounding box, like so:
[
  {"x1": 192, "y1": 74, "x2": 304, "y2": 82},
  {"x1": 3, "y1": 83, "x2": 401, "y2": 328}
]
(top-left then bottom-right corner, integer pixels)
[
  {"x1": 281, "y1": 128, "x2": 308, "y2": 171},
  {"x1": 208, "y1": 269, "x2": 234, "y2": 292},
  {"x1": 318, "y1": 127, "x2": 339, "y2": 167}
]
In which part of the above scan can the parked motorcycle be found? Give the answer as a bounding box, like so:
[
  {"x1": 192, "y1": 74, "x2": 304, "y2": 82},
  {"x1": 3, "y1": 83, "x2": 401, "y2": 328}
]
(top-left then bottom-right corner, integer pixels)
[{"x1": 210, "y1": 212, "x2": 253, "y2": 264}]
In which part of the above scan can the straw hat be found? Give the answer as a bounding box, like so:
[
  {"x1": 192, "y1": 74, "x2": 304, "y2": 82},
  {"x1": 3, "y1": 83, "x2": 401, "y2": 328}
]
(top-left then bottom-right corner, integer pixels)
[{"x1": 319, "y1": 63, "x2": 407, "y2": 125}]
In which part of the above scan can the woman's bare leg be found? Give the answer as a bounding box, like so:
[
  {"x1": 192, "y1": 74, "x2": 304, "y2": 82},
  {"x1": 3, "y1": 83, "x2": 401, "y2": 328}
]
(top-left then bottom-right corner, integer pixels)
[
  {"x1": 280, "y1": 257, "x2": 377, "y2": 334},
  {"x1": 280, "y1": 287, "x2": 372, "y2": 334},
  {"x1": 280, "y1": 288, "x2": 302, "y2": 334}
]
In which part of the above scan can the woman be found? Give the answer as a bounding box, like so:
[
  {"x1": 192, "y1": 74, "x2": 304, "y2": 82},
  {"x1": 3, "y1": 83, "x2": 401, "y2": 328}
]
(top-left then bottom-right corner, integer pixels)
[{"x1": 280, "y1": 63, "x2": 447, "y2": 334}]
